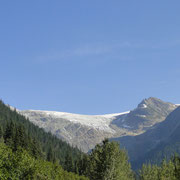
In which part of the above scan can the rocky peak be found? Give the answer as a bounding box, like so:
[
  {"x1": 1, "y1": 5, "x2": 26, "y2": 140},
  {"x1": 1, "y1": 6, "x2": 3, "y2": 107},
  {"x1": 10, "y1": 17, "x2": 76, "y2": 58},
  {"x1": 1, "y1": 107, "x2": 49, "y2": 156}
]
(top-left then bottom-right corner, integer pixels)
[{"x1": 122, "y1": 97, "x2": 177, "y2": 132}]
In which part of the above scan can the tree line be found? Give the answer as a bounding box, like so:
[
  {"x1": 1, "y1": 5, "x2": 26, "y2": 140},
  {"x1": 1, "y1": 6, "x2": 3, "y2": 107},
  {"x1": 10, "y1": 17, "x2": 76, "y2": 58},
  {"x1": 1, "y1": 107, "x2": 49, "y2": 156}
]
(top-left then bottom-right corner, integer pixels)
[{"x1": 1, "y1": 100, "x2": 180, "y2": 179}]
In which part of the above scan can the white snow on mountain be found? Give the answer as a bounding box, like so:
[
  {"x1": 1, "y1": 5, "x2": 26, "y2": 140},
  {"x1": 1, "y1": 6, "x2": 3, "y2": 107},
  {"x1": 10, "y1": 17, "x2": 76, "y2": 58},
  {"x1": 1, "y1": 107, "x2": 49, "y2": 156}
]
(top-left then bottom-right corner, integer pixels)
[
  {"x1": 122, "y1": 124, "x2": 132, "y2": 129},
  {"x1": 141, "y1": 104, "x2": 147, "y2": 108},
  {"x1": 21, "y1": 110, "x2": 130, "y2": 133},
  {"x1": 137, "y1": 115, "x2": 146, "y2": 118}
]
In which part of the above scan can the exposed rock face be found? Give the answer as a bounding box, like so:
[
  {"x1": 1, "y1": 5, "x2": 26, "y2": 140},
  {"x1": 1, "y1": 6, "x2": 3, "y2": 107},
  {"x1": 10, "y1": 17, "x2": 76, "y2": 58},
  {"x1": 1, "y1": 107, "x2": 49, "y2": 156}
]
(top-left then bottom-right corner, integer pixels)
[
  {"x1": 113, "y1": 106, "x2": 180, "y2": 169},
  {"x1": 112, "y1": 97, "x2": 177, "y2": 134},
  {"x1": 20, "y1": 110, "x2": 126, "y2": 152},
  {"x1": 19, "y1": 97, "x2": 178, "y2": 152}
]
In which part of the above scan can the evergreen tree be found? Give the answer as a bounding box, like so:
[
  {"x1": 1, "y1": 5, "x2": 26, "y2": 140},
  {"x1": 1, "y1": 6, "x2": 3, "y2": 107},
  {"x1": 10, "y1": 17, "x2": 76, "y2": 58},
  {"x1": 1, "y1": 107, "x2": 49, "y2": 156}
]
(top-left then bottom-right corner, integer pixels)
[
  {"x1": 0, "y1": 100, "x2": 83, "y2": 171},
  {"x1": 85, "y1": 139, "x2": 134, "y2": 180},
  {"x1": 3, "y1": 121, "x2": 15, "y2": 146},
  {"x1": 47, "y1": 146, "x2": 54, "y2": 162},
  {"x1": 0, "y1": 142, "x2": 89, "y2": 180},
  {"x1": 13, "y1": 125, "x2": 27, "y2": 151},
  {"x1": 77, "y1": 154, "x2": 89, "y2": 176},
  {"x1": 172, "y1": 155, "x2": 180, "y2": 179},
  {"x1": 0, "y1": 126, "x2": 3, "y2": 139},
  {"x1": 30, "y1": 137, "x2": 42, "y2": 159},
  {"x1": 159, "y1": 159, "x2": 175, "y2": 179},
  {"x1": 64, "y1": 153, "x2": 74, "y2": 172},
  {"x1": 139, "y1": 159, "x2": 178, "y2": 180},
  {"x1": 139, "y1": 164, "x2": 159, "y2": 180}
]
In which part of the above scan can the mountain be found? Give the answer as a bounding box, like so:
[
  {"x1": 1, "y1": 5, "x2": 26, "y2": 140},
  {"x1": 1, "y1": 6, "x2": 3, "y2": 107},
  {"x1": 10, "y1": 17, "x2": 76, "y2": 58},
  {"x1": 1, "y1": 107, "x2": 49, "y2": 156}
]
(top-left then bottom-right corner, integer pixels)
[
  {"x1": 113, "y1": 105, "x2": 180, "y2": 169},
  {"x1": 19, "y1": 110, "x2": 128, "y2": 152},
  {"x1": 110, "y1": 97, "x2": 177, "y2": 135},
  {"x1": 136, "y1": 106, "x2": 180, "y2": 168},
  {"x1": 19, "y1": 97, "x2": 177, "y2": 152}
]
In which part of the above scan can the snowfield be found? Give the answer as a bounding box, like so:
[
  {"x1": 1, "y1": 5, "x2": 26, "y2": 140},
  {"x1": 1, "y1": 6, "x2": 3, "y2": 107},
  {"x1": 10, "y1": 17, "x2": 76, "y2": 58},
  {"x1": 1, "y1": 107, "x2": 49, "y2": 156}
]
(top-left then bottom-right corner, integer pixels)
[{"x1": 21, "y1": 110, "x2": 130, "y2": 133}]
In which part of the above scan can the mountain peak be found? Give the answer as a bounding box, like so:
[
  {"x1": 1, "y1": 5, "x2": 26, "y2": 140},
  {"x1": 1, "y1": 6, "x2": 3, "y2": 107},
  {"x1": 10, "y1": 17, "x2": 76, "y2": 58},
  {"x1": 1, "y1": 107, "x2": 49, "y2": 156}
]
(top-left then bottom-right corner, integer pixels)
[
  {"x1": 141, "y1": 97, "x2": 162, "y2": 104},
  {"x1": 146, "y1": 97, "x2": 162, "y2": 102},
  {"x1": 122, "y1": 97, "x2": 178, "y2": 132},
  {"x1": 138, "y1": 97, "x2": 174, "y2": 109}
]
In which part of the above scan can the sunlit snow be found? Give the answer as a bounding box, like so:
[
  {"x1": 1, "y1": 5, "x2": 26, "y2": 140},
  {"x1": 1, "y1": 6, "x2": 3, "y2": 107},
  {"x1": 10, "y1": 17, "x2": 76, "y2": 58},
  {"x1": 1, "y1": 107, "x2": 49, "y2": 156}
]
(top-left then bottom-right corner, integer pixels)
[
  {"x1": 21, "y1": 110, "x2": 130, "y2": 133},
  {"x1": 141, "y1": 104, "x2": 147, "y2": 108}
]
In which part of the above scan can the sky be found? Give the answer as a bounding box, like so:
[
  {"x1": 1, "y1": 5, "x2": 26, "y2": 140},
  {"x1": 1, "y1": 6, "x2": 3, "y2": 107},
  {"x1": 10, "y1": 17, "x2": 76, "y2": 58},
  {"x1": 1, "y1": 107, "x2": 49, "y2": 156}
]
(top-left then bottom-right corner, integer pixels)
[{"x1": 0, "y1": 0, "x2": 180, "y2": 115}]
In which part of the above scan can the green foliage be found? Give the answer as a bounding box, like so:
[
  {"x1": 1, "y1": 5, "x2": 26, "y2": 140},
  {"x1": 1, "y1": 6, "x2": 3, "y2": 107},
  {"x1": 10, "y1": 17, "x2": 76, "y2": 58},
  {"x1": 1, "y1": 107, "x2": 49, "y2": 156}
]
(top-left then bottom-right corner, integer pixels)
[
  {"x1": 172, "y1": 155, "x2": 180, "y2": 179},
  {"x1": 2, "y1": 121, "x2": 42, "y2": 159},
  {"x1": 0, "y1": 100, "x2": 83, "y2": 171},
  {"x1": 139, "y1": 157, "x2": 180, "y2": 180},
  {"x1": 81, "y1": 139, "x2": 134, "y2": 180},
  {"x1": 0, "y1": 142, "x2": 35, "y2": 179},
  {"x1": 64, "y1": 153, "x2": 74, "y2": 172},
  {"x1": 139, "y1": 164, "x2": 160, "y2": 180},
  {"x1": 0, "y1": 126, "x2": 3, "y2": 139},
  {"x1": 0, "y1": 142, "x2": 88, "y2": 180}
]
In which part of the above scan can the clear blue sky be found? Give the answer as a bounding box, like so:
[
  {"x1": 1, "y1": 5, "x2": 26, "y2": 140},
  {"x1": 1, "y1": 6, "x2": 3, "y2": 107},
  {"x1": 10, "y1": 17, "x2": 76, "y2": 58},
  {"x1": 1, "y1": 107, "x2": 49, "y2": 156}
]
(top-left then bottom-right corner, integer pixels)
[{"x1": 0, "y1": 1, "x2": 180, "y2": 114}]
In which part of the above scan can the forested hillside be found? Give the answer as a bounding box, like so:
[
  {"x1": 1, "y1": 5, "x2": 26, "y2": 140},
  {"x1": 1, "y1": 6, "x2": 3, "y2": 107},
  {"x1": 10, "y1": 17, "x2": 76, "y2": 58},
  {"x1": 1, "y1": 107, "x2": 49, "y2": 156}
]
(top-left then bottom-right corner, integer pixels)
[
  {"x1": 0, "y1": 142, "x2": 88, "y2": 180},
  {"x1": 0, "y1": 100, "x2": 82, "y2": 171}
]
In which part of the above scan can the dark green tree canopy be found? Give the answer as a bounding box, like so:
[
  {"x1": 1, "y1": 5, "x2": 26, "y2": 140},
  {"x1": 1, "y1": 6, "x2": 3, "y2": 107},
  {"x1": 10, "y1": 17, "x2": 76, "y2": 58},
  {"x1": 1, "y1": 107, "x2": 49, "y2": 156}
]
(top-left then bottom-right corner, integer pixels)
[{"x1": 83, "y1": 139, "x2": 134, "y2": 180}]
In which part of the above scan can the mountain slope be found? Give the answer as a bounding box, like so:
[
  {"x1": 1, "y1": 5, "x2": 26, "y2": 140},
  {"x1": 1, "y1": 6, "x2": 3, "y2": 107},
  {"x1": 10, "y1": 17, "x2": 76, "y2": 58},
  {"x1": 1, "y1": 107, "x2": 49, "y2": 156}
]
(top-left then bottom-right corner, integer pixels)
[
  {"x1": 19, "y1": 97, "x2": 177, "y2": 152},
  {"x1": 0, "y1": 100, "x2": 82, "y2": 169},
  {"x1": 135, "y1": 106, "x2": 180, "y2": 168},
  {"x1": 111, "y1": 97, "x2": 177, "y2": 133},
  {"x1": 19, "y1": 110, "x2": 128, "y2": 152},
  {"x1": 113, "y1": 105, "x2": 180, "y2": 169}
]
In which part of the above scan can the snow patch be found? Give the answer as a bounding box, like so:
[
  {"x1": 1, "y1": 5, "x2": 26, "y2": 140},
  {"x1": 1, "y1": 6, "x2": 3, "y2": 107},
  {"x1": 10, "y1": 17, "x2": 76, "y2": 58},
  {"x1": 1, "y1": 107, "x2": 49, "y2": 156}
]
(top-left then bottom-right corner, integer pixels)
[
  {"x1": 138, "y1": 115, "x2": 146, "y2": 118},
  {"x1": 20, "y1": 110, "x2": 130, "y2": 134},
  {"x1": 141, "y1": 104, "x2": 147, "y2": 108},
  {"x1": 122, "y1": 124, "x2": 131, "y2": 129}
]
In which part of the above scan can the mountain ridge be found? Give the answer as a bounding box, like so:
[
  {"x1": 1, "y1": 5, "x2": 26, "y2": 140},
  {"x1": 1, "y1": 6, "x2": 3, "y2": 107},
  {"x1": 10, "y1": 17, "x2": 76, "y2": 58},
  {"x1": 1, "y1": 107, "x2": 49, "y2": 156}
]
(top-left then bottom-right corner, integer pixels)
[
  {"x1": 112, "y1": 105, "x2": 180, "y2": 169},
  {"x1": 18, "y1": 97, "x2": 178, "y2": 152}
]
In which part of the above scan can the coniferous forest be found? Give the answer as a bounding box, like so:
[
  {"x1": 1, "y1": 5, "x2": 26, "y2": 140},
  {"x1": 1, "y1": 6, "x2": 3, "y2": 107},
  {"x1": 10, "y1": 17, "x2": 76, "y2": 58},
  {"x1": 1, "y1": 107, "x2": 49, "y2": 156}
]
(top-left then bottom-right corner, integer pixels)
[{"x1": 1, "y1": 100, "x2": 180, "y2": 179}]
